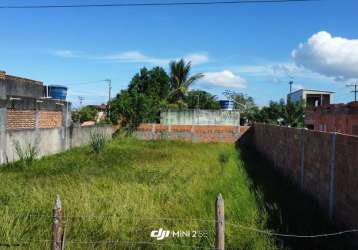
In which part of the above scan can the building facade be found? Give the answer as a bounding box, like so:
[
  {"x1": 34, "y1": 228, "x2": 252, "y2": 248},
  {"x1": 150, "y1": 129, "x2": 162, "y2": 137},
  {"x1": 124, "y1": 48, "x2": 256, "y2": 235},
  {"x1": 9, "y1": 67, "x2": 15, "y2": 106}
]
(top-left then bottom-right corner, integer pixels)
[
  {"x1": 0, "y1": 71, "x2": 71, "y2": 163},
  {"x1": 287, "y1": 89, "x2": 335, "y2": 107},
  {"x1": 305, "y1": 102, "x2": 358, "y2": 135}
]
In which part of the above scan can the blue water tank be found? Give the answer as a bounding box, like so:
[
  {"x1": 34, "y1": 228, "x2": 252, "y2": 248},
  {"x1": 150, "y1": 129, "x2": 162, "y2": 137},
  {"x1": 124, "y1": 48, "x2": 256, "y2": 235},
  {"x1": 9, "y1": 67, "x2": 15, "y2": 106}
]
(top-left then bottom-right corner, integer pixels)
[
  {"x1": 48, "y1": 85, "x2": 68, "y2": 100},
  {"x1": 219, "y1": 100, "x2": 234, "y2": 110}
]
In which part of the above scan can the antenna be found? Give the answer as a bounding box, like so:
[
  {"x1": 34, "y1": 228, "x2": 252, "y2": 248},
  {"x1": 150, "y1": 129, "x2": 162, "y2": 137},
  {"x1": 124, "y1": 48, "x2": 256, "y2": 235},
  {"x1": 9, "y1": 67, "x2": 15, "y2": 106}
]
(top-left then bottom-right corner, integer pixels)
[{"x1": 78, "y1": 96, "x2": 85, "y2": 106}]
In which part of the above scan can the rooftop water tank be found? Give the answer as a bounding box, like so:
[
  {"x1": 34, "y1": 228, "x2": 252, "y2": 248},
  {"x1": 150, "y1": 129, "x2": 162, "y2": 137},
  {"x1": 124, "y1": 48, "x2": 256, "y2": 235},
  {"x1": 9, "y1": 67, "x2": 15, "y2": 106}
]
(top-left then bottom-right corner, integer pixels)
[
  {"x1": 48, "y1": 85, "x2": 68, "y2": 100},
  {"x1": 219, "y1": 100, "x2": 234, "y2": 110}
]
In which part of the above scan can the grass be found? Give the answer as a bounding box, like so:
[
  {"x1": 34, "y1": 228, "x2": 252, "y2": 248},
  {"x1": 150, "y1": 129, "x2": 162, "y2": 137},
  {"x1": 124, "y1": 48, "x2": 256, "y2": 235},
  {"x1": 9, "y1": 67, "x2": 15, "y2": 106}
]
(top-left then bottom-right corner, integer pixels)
[{"x1": 0, "y1": 137, "x2": 277, "y2": 250}]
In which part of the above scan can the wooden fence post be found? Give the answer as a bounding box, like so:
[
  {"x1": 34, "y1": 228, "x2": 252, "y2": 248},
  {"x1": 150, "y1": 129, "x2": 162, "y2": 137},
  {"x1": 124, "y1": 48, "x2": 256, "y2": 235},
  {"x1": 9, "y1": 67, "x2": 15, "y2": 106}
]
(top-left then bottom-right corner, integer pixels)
[
  {"x1": 52, "y1": 195, "x2": 62, "y2": 250},
  {"x1": 215, "y1": 193, "x2": 225, "y2": 250}
]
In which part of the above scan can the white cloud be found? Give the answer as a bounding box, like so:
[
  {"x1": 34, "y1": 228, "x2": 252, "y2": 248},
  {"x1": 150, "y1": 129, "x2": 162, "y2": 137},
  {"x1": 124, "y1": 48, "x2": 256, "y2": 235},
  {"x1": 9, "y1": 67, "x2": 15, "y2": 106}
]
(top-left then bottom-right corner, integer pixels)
[
  {"x1": 292, "y1": 31, "x2": 358, "y2": 81},
  {"x1": 202, "y1": 70, "x2": 247, "y2": 88},
  {"x1": 54, "y1": 50, "x2": 81, "y2": 58},
  {"x1": 235, "y1": 63, "x2": 306, "y2": 77},
  {"x1": 53, "y1": 49, "x2": 210, "y2": 66},
  {"x1": 233, "y1": 62, "x2": 330, "y2": 84},
  {"x1": 184, "y1": 53, "x2": 209, "y2": 65},
  {"x1": 102, "y1": 51, "x2": 170, "y2": 65}
]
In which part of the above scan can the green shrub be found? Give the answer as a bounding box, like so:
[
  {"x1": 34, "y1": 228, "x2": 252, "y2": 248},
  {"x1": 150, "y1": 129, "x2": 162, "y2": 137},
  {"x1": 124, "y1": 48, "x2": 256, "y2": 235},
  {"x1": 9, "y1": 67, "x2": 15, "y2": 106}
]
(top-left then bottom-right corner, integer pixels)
[
  {"x1": 13, "y1": 140, "x2": 39, "y2": 167},
  {"x1": 218, "y1": 152, "x2": 230, "y2": 172},
  {"x1": 90, "y1": 130, "x2": 108, "y2": 153}
]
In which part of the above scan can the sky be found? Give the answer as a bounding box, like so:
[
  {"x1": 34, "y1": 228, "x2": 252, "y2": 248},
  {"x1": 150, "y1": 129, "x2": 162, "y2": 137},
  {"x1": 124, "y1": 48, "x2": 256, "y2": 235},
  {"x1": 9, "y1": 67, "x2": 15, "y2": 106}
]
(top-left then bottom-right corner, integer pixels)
[{"x1": 1, "y1": 0, "x2": 358, "y2": 107}]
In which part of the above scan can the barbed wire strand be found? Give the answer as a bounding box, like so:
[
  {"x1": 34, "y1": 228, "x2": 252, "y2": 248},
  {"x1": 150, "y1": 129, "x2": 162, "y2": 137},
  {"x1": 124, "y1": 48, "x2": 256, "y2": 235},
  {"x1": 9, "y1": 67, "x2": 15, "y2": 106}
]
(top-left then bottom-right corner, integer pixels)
[
  {"x1": 3, "y1": 212, "x2": 358, "y2": 238},
  {"x1": 0, "y1": 239, "x2": 212, "y2": 249},
  {"x1": 226, "y1": 222, "x2": 358, "y2": 238},
  {"x1": 3, "y1": 213, "x2": 217, "y2": 222}
]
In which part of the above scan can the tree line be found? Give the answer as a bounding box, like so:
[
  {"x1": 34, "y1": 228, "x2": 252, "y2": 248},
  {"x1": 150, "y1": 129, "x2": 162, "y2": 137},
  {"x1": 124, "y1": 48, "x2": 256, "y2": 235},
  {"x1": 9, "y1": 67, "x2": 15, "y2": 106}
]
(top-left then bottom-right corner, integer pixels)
[
  {"x1": 109, "y1": 59, "x2": 220, "y2": 130},
  {"x1": 73, "y1": 59, "x2": 305, "y2": 129}
]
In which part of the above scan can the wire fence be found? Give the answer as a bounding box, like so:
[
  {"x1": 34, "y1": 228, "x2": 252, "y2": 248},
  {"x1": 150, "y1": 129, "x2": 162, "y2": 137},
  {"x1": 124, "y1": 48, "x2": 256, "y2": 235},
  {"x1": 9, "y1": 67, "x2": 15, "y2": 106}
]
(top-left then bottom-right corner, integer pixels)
[
  {"x1": 1, "y1": 194, "x2": 358, "y2": 249},
  {"x1": 4, "y1": 214, "x2": 358, "y2": 237},
  {"x1": 0, "y1": 239, "x2": 213, "y2": 249}
]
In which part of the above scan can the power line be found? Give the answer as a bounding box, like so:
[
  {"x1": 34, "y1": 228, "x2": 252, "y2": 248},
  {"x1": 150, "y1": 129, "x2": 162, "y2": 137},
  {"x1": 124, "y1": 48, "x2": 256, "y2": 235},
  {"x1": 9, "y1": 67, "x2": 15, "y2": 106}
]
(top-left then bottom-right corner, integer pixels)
[
  {"x1": 346, "y1": 83, "x2": 358, "y2": 102},
  {"x1": 0, "y1": 0, "x2": 319, "y2": 9},
  {"x1": 57, "y1": 80, "x2": 106, "y2": 86}
]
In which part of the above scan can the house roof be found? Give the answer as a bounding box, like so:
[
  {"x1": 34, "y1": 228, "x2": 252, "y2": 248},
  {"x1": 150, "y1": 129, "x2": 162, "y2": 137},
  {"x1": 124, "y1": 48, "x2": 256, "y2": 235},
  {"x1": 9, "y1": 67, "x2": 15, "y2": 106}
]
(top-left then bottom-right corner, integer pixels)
[{"x1": 289, "y1": 89, "x2": 335, "y2": 95}]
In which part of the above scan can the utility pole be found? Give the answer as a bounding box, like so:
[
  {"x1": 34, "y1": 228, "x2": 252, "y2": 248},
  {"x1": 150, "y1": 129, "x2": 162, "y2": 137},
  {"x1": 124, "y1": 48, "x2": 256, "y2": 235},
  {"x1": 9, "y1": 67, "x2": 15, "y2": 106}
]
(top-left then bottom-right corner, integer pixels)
[
  {"x1": 196, "y1": 95, "x2": 200, "y2": 109},
  {"x1": 347, "y1": 84, "x2": 358, "y2": 102},
  {"x1": 289, "y1": 81, "x2": 293, "y2": 94},
  {"x1": 105, "y1": 79, "x2": 112, "y2": 117},
  {"x1": 78, "y1": 96, "x2": 84, "y2": 106}
]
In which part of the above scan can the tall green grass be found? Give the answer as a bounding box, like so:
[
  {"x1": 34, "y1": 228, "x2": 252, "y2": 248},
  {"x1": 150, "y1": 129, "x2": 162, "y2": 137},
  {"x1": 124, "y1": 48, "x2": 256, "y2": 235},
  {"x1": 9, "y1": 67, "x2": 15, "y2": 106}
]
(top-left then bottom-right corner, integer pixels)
[{"x1": 0, "y1": 138, "x2": 276, "y2": 249}]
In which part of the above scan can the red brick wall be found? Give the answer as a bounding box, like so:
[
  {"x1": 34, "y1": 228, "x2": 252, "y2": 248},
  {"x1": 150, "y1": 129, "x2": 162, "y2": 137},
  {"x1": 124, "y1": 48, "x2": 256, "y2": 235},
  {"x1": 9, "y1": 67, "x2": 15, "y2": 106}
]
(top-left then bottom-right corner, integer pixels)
[
  {"x1": 335, "y1": 134, "x2": 358, "y2": 228},
  {"x1": 39, "y1": 111, "x2": 62, "y2": 129},
  {"x1": 6, "y1": 110, "x2": 63, "y2": 130},
  {"x1": 252, "y1": 123, "x2": 358, "y2": 232},
  {"x1": 305, "y1": 103, "x2": 358, "y2": 135},
  {"x1": 136, "y1": 123, "x2": 243, "y2": 143},
  {"x1": 7, "y1": 110, "x2": 36, "y2": 129}
]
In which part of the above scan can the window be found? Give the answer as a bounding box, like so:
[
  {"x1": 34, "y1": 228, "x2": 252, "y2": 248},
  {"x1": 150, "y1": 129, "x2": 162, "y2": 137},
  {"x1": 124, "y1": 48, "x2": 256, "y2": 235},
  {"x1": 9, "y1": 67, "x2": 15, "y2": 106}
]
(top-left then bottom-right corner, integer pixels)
[
  {"x1": 319, "y1": 124, "x2": 327, "y2": 132},
  {"x1": 352, "y1": 124, "x2": 358, "y2": 136},
  {"x1": 306, "y1": 124, "x2": 314, "y2": 130}
]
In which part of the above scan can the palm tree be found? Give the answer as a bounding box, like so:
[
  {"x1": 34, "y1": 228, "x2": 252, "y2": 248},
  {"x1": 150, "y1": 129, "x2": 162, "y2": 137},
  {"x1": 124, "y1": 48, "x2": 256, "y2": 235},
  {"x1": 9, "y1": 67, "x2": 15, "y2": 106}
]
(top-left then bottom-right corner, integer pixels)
[{"x1": 169, "y1": 59, "x2": 204, "y2": 103}]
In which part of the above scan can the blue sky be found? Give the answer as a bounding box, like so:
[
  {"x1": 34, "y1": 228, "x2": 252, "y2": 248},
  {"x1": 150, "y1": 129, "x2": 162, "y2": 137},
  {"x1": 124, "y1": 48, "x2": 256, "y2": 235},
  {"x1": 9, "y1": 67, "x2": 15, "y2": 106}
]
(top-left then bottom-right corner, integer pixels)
[{"x1": 1, "y1": 0, "x2": 358, "y2": 107}]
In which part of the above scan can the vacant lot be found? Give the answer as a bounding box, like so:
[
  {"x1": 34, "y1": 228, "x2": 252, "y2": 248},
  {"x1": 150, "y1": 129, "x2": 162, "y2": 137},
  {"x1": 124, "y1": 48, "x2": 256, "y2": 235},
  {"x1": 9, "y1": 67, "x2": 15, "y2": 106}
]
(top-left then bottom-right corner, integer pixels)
[{"x1": 0, "y1": 138, "x2": 276, "y2": 249}]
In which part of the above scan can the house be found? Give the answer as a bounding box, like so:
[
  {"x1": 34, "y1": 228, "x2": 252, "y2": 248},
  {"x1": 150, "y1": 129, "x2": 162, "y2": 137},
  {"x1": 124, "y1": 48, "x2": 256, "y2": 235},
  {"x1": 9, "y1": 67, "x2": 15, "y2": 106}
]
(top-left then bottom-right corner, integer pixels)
[
  {"x1": 304, "y1": 101, "x2": 358, "y2": 135},
  {"x1": 287, "y1": 89, "x2": 335, "y2": 108},
  {"x1": 87, "y1": 104, "x2": 108, "y2": 122},
  {"x1": 0, "y1": 70, "x2": 71, "y2": 130}
]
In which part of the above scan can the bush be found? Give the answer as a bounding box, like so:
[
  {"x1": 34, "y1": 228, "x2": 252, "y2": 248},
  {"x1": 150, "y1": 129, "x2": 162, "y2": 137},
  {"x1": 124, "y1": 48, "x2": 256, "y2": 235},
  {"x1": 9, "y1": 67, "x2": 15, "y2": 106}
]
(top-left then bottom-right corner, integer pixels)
[
  {"x1": 13, "y1": 140, "x2": 39, "y2": 167},
  {"x1": 218, "y1": 152, "x2": 230, "y2": 173},
  {"x1": 90, "y1": 130, "x2": 108, "y2": 154}
]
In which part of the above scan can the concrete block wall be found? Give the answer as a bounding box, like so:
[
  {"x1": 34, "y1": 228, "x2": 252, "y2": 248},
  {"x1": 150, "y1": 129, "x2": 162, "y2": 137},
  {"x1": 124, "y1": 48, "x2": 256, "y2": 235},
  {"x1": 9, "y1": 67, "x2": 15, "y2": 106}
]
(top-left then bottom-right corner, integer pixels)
[
  {"x1": 251, "y1": 123, "x2": 358, "y2": 232},
  {"x1": 134, "y1": 123, "x2": 243, "y2": 143},
  {"x1": 70, "y1": 125, "x2": 114, "y2": 148},
  {"x1": 5, "y1": 128, "x2": 64, "y2": 161},
  {"x1": 160, "y1": 109, "x2": 240, "y2": 126},
  {"x1": 0, "y1": 125, "x2": 114, "y2": 165}
]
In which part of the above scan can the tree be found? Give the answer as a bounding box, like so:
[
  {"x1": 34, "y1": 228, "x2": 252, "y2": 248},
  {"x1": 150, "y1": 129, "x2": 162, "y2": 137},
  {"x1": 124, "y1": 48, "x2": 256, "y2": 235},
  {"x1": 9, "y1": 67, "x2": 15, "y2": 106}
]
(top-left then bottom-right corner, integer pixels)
[
  {"x1": 252, "y1": 99, "x2": 304, "y2": 128},
  {"x1": 282, "y1": 100, "x2": 305, "y2": 127},
  {"x1": 71, "y1": 106, "x2": 97, "y2": 124},
  {"x1": 184, "y1": 90, "x2": 220, "y2": 109},
  {"x1": 169, "y1": 59, "x2": 203, "y2": 103},
  {"x1": 128, "y1": 67, "x2": 170, "y2": 100},
  {"x1": 110, "y1": 67, "x2": 170, "y2": 130},
  {"x1": 223, "y1": 90, "x2": 258, "y2": 124}
]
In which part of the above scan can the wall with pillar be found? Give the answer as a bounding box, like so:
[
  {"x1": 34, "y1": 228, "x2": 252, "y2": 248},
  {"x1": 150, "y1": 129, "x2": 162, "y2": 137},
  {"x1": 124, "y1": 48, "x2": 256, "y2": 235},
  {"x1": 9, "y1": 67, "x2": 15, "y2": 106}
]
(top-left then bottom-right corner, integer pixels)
[
  {"x1": 250, "y1": 123, "x2": 358, "y2": 233},
  {"x1": 0, "y1": 108, "x2": 7, "y2": 164},
  {"x1": 1, "y1": 125, "x2": 114, "y2": 164},
  {"x1": 134, "y1": 123, "x2": 244, "y2": 143}
]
